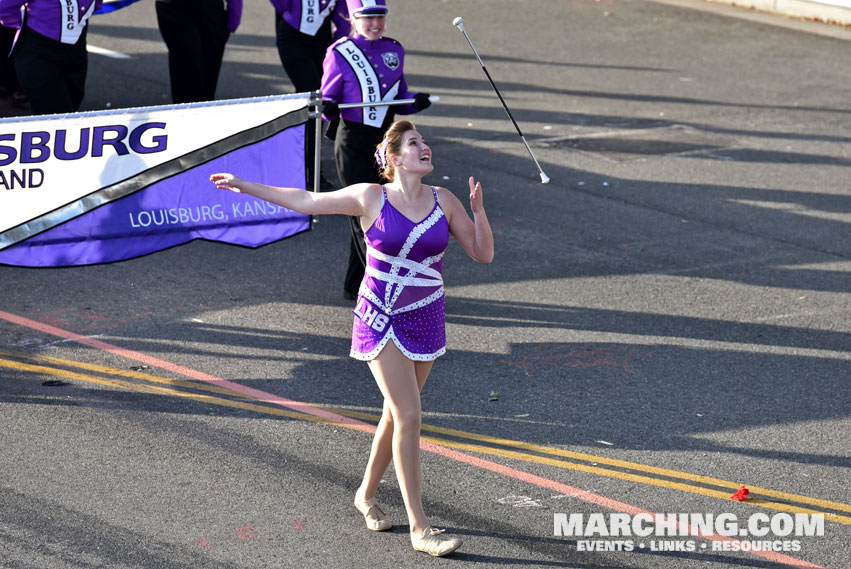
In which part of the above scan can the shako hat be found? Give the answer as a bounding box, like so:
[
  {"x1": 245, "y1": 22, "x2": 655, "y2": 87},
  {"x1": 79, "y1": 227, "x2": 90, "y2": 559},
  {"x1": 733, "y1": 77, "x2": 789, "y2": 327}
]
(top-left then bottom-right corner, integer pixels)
[{"x1": 347, "y1": 0, "x2": 389, "y2": 17}]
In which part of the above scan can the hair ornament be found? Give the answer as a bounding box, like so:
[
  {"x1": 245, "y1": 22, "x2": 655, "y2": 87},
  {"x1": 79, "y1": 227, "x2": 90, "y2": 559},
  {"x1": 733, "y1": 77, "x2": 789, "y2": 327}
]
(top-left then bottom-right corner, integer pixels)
[{"x1": 375, "y1": 139, "x2": 389, "y2": 169}]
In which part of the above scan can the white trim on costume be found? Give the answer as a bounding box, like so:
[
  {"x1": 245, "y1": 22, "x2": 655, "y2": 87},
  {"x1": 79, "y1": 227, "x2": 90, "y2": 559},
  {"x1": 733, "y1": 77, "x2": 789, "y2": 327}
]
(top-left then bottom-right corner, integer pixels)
[{"x1": 350, "y1": 326, "x2": 446, "y2": 362}]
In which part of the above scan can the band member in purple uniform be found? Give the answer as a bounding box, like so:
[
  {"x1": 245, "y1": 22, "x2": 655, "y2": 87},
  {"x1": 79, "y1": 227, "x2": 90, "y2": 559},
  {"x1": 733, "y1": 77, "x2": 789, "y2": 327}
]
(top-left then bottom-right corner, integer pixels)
[
  {"x1": 320, "y1": 0, "x2": 431, "y2": 299},
  {"x1": 0, "y1": 0, "x2": 102, "y2": 115},
  {"x1": 270, "y1": 0, "x2": 350, "y2": 188},
  {"x1": 211, "y1": 119, "x2": 493, "y2": 556},
  {"x1": 155, "y1": 0, "x2": 242, "y2": 104}
]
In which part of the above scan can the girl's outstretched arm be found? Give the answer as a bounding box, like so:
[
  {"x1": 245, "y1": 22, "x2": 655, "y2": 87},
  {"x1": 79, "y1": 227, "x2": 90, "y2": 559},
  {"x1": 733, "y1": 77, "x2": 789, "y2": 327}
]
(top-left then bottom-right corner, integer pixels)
[{"x1": 210, "y1": 173, "x2": 370, "y2": 217}]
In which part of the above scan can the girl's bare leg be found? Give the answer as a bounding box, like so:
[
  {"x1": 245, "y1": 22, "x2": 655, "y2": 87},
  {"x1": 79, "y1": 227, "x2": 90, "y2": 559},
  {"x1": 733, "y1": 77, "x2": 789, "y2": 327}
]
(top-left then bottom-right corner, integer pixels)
[
  {"x1": 355, "y1": 398, "x2": 394, "y2": 503},
  {"x1": 356, "y1": 355, "x2": 432, "y2": 504},
  {"x1": 359, "y1": 342, "x2": 433, "y2": 535}
]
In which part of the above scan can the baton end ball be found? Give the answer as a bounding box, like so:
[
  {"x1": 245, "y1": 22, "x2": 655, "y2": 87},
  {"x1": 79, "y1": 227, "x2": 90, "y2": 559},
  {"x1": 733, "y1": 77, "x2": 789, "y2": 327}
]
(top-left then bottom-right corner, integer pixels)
[
  {"x1": 453, "y1": 17, "x2": 463, "y2": 26},
  {"x1": 540, "y1": 172, "x2": 551, "y2": 184}
]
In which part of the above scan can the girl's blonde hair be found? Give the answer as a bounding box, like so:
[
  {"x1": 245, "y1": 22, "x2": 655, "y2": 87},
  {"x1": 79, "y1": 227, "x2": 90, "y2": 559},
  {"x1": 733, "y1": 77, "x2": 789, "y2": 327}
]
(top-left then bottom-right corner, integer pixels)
[{"x1": 375, "y1": 120, "x2": 416, "y2": 182}]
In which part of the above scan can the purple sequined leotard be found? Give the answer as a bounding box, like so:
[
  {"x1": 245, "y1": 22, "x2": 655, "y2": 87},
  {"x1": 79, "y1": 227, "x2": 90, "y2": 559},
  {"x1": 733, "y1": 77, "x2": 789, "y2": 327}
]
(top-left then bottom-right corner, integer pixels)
[{"x1": 350, "y1": 186, "x2": 449, "y2": 361}]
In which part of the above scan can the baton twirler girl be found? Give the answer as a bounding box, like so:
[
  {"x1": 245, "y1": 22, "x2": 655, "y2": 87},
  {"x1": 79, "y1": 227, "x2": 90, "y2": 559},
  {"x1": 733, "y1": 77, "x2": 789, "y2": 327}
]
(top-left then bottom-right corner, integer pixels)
[
  {"x1": 210, "y1": 120, "x2": 494, "y2": 556},
  {"x1": 320, "y1": 0, "x2": 432, "y2": 300}
]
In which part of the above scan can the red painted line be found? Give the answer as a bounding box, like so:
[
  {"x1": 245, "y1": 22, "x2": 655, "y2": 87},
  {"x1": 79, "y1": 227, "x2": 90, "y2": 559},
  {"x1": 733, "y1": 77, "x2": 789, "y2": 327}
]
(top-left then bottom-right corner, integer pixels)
[
  {"x1": 0, "y1": 310, "x2": 372, "y2": 434},
  {"x1": 0, "y1": 309, "x2": 827, "y2": 569},
  {"x1": 420, "y1": 440, "x2": 825, "y2": 569}
]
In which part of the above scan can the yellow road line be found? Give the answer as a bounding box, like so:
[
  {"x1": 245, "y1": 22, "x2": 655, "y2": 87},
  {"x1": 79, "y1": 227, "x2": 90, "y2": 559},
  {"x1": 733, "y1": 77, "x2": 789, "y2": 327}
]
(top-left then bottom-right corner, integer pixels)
[
  {"x1": 428, "y1": 424, "x2": 851, "y2": 515},
  {"x1": 5, "y1": 350, "x2": 850, "y2": 525},
  {"x1": 0, "y1": 347, "x2": 247, "y2": 398},
  {"x1": 0, "y1": 356, "x2": 335, "y2": 424},
  {"x1": 1, "y1": 358, "x2": 170, "y2": 397},
  {"x1": 330, "y1": 407, "x2": 851, "y2": 523},
  {"x1": 418, "y1": 434, "x2": 851, "y2": 524}
]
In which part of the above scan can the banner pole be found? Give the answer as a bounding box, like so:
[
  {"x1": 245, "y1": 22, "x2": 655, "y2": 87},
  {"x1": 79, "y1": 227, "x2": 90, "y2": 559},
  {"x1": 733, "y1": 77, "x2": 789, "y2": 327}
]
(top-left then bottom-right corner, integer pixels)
[
  {"x1": 310, "y1": 91, "x2": 323, "y2": 196},
  {"x1": 308, "y1": 91, "x2": 324, "y2": 228}
]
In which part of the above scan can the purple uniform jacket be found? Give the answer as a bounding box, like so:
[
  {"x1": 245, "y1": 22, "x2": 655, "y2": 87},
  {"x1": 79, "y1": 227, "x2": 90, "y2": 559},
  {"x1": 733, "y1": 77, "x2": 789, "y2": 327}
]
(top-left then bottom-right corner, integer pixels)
[
  {"x1": 0, "y1": 0, "x2": 242, "y2": 36},
  {"x1": 321, "y1": 34, "x2": 419, "y2": 127},
  {"x1": 0, "y1": 0, "x2": 103, "y2": 44},
  {"x1": 270, "y1": 0, "x2": 349, "y2": 38},
  {"x1": 225, "y1": 0, "x2": 243, "y2": 33}
]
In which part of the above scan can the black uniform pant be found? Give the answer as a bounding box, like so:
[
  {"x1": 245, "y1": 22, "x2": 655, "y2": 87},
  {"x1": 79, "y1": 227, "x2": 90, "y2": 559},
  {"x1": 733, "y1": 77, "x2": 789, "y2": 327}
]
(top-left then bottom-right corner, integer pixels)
[
  {"x1": 335, "y1": 118, "x2": 391, "y2": 295},
  {"x1": 0, "y1": 25, "x2": 21, "y2": 95},
  {"x1": 14, "y1": 27, "x2": 88, "y2": 115},
  {"x1": 156, "y1": 0, "x2": 230, "y2": 104},
  {"x1": 275, "y1": 15, "x2": 333, "y2": 184}
]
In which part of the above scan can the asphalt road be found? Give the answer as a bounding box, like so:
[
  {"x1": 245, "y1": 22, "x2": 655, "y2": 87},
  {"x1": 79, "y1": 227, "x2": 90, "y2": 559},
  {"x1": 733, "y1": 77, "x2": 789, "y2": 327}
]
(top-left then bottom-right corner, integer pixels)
[{"x1": 1, "y1": 1, "x2": 850, "y2": 568}]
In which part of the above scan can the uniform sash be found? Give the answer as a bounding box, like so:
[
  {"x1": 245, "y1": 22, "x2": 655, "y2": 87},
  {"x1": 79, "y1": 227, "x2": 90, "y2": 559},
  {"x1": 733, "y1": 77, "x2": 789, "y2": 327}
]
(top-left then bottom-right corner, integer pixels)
[
  {"x1": 57, "y1": 0, "x2": 97, "y2": 45},
  {"x1": 334, "y1": 39, "x2": 400, "y2": 127},
  {"x1": 299, "y1": 0, "x2": 336, "y2": 36}
]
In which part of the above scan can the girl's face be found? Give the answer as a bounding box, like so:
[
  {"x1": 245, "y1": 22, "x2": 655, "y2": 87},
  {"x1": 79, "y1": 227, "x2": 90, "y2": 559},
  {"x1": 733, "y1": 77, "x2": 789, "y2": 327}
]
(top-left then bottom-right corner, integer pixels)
[
  {"x1": 353, "y1": 15, "x2": 386, "y2": 41},
  {"x1": 392, "y1": 130, "x2": 433, "y2": 176}
]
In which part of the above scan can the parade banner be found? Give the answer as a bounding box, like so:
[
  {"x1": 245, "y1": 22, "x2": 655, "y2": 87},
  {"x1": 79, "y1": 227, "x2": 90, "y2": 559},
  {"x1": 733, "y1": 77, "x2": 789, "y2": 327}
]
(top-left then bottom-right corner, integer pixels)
[{"x1": 0, "y1": 94, "x2": 311, "y2": 267}]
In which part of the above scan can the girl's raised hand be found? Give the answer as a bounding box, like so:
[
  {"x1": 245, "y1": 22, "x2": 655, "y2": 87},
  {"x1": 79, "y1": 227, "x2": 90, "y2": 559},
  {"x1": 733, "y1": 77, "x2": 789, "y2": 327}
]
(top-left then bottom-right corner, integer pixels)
[
  {"x1": 210, "y1": 173, "x2": 243, "y2": 192},
  {"x1": 469, "y1": 176, "x2": 484, "y2": 214}
]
